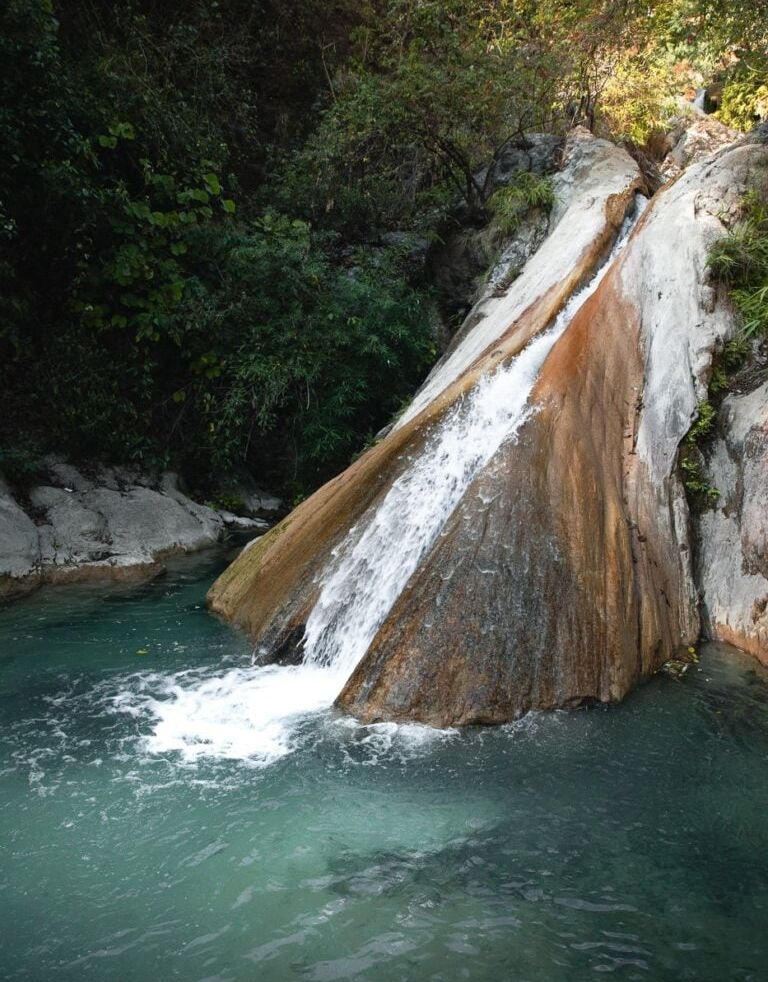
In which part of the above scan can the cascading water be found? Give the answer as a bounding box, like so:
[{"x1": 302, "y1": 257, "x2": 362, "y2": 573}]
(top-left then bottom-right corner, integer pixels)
[{"x1": 124, "y1": 196, "x2": 645, "y2": 765}]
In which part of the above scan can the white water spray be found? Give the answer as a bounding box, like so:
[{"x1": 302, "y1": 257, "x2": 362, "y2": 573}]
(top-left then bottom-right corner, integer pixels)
[{"x1": 122, "y1": 197, "x2": 645, "y2": 765}]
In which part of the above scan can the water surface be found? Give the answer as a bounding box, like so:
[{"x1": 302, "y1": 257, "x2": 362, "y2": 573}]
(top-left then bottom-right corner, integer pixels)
[{"x1": 1, "y1": 553, "x2": 767, "y2": 981}]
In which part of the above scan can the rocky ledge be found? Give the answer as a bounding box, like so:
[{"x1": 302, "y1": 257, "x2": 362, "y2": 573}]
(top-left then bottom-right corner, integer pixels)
[{"x1": 0, "y1": 458, "x2": 279, "y2": 600}]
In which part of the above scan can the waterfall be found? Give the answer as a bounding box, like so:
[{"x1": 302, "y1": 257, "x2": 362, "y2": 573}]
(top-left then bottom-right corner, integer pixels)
[
  {"x1": 302, "y1": 317, "x2": 567, "y2": 675},
  {"x1": 131, "y1": 196, "x2": 645, "y2": 764},
  {"x1": 301, "y1": 195, "x2": 645, "y2": 677}
]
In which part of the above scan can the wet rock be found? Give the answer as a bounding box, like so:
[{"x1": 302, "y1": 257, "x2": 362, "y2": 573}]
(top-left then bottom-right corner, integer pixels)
[
  {"x1": 207, "y1": 129, "x2": 645, "y2": 677},
  {"x1": 41, "y1": 455, "x2": 96, "y2": 492},
  {"x1": 335, "y1": 134, "x2": 768, "y2": 725},
  {"x1": 241, "y1": 489, "x2": 283, "y2": 519}
]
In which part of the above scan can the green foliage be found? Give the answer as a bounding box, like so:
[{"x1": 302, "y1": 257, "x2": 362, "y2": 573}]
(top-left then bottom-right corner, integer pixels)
[
  {"x1": 181, "y1": 215, "x2": 435, "y2": 490},
  {"x1": 73, "y1": 153, "x2": 234, "y2": 346},
  {"x1": 680, "y1": 401, "x2": 720, "y2": 509},
  {"x1": 709, "y1": 192, "x2": 768, "y2": 339},
  {"x1": 682, "y1": 187, "x2": 768, "y2": 513},
  {"x1": 0, "y1": 0, "x2": 434, "y2": 495},
  {"x1": 488, "y1": 174, "x2": 555, "y2": 235},
  {"x1": 721, "y1": 334, "x2": 752, "y2": 370},
  {"x1": 597, "y1": 48, "x2": 680, "y2": 143},
  {"x1": 709, "y1": 335, "x2": 751, "y2": 394},
  {"x1": 0, "y1": 446, "x2": 43, "y2": 485},
  {"x1": 681, "y1": 188, "x2": 768, "y2": 512},
  {"x1": 687, "y1": 399, "x2": 717, "y2": 443},
  {"x1": 718, "y1": 56, "x2": 768, "y2": 131},
  {"x1": 207, "y1": 493, "x2": 246, "y2": 515},
  {"x1": 277, "y1": 0, "x2": 641, "y2": 232}
]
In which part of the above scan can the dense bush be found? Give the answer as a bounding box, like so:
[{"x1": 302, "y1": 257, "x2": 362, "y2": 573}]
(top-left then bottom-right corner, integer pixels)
[
  {"x1": 0, "y1": 0, "x2": 433, "y2": 495},
  {"x1": 488, "y1": 174, "x2": 556, "y2": 236}
]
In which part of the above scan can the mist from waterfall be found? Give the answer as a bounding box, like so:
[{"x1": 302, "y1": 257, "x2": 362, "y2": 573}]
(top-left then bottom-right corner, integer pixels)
[{"x1": 130, "y1": 196, "x2": 645, "y2": 765}]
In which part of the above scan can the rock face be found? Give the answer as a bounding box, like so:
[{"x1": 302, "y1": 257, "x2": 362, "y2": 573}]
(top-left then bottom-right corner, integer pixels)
[
  {"x1": 339, "y1": 142, "x2": 763, "y2": 724},
  {"x1": 698, "y1": 382, "x2": 768, "y2": 664},
  {"x1": 0, "y1": 477, "x2": 41, "y2": 599},
  {"x1": 400, "y1": 128, "x2": 643, "y2": 429},
  {"x1": 0, "y1": 460, "x2": 267, "y2": 600},
  {"x1": 660, "y1": 111, "x2": 739, "y2": 180},
  {"x1": 209, "y1": 128, "x2": 768, "y2": 727}
]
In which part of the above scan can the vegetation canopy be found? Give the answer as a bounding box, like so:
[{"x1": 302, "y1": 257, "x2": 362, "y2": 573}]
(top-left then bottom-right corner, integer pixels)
[{"x1": 1, "y1": 0, "x2": 765, "y2": 496}]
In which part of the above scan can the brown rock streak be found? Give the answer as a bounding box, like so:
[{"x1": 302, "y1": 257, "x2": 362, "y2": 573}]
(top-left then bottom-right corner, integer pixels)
[
  {"x1": 206, "y1": 188, "x2": 638, "y2": 659},
  {"x1": 337, "y1": 263, "x2": 692, "y2": 724}
]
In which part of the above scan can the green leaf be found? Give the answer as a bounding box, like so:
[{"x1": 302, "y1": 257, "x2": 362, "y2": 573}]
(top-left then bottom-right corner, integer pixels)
[
  {"x1": 127, "y1": 201, "x2": 152, "y2": 221},
  {"x1": 168, "y1": 280, "x2": 185, "y2": 302},
  {"x1": 222, "y1": 198, "x2": 236, "y2": 214},
  {"x1": 204, "y1": 172, "x2": 222, "y2": 195}
]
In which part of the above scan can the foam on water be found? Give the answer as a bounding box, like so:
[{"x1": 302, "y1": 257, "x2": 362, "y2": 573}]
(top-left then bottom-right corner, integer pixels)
[
  {"x1": 117, "y1": 664, "x2": 336, "y2": 764},
  {"x1": 122, "y1": 197, "x2": 645, "y2": 766}
]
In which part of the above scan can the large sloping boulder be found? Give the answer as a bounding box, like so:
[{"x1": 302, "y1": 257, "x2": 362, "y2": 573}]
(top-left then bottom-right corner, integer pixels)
[
  {"x1": 337, "y1": 135, "x2": 768, "y2": 724},
  {"x1": 208, "y1": 126, "x2": 767, "y2": 725},
  {"x1": 208, "y1": 131, "x2": 645, "y2": 654}
]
